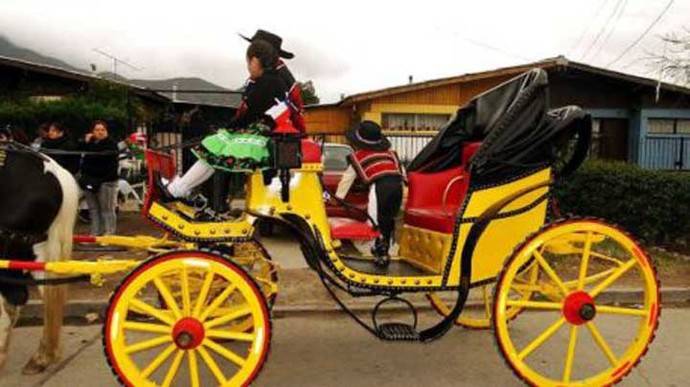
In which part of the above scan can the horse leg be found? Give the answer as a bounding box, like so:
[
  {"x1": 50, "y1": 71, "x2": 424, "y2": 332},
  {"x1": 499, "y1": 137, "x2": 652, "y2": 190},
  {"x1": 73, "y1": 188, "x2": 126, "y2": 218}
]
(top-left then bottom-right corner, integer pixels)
[
  {"x1": 22, "y1": 162, "x2": 77, "y2": 375},
  {"x1": 0, "y1": 296, "x2": 20, "y2": 372},
  {"x1": 23, "y1": 232, "x2": 67, "y2": 375},
  {"x1": 22, "y1": 283, "x2": 66, "y2": 375}
]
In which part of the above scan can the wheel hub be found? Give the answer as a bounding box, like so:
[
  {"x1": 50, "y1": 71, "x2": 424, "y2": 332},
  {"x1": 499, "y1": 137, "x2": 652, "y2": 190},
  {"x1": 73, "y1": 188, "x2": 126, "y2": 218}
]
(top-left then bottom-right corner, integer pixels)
[
  {"x1": 172, "y1": 317, "x2": 205, "y2": 349},
  {"x1": 563, "y1": 291, "x2": 596, "y2": 325}
]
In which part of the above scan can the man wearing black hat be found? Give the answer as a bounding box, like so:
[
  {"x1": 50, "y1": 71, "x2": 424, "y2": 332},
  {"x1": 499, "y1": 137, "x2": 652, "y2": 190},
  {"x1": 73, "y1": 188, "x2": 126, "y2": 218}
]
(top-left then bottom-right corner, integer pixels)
[
  {"x1": 336, "y1": 121, "x2": 404, "y2": 267},
  {"x1": 240, "y1": 29, "x2": 305, "y2": 133}
]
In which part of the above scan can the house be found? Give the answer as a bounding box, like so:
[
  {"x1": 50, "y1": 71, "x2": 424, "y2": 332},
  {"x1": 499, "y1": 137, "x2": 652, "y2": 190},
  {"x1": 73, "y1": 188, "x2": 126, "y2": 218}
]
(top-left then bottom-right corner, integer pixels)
[
  {"x1": 0, "y1": 54, "x2": 168, "y2": 105},
  {"x1": 306, "y1": 56, "x2": 690, "y2": 170}
]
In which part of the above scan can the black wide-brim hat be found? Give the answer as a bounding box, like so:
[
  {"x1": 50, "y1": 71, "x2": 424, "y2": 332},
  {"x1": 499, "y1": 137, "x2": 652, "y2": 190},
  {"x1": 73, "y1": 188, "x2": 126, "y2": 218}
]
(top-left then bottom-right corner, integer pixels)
[
  {"x1": 240, "y1": 29, "x2": 294, "y2": 59},
  {"x1": 346, "y1": 120, "x2": 391, "y2": 151}
]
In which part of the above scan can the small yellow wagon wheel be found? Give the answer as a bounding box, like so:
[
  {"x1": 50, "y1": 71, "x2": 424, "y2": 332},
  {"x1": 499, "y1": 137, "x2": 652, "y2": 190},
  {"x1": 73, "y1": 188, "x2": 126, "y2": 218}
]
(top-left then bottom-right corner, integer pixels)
[
  {"x1": 104, "y1": 250, "x2": 271, "y2": 387},
  {"x1": 494, "y1": 219, "x2": 660, "y2": 386},
  {"x1": 427, "y1": 262, "x2": 539, "y2": 329}
]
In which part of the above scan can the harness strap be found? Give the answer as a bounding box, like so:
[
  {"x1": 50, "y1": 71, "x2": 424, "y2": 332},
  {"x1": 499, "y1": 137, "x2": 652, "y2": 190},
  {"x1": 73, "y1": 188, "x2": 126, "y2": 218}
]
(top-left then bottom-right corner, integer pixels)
[{"x1": 0, "y1": 228, "x2": 47, "y2": 245}]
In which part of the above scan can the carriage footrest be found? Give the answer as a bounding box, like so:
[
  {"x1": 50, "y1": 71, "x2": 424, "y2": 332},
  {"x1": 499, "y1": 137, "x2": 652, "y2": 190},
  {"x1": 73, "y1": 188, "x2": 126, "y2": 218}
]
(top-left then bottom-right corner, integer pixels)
[{"x1": 376, "y1": 323, "x2": 420, "y2": 342}]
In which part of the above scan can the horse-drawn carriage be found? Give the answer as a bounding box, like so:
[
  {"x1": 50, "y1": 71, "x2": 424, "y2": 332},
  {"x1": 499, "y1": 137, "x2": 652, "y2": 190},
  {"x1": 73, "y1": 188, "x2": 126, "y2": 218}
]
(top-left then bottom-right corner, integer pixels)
[{"x1": 0, "y1": 69, "x2": 659, "y2": 386}]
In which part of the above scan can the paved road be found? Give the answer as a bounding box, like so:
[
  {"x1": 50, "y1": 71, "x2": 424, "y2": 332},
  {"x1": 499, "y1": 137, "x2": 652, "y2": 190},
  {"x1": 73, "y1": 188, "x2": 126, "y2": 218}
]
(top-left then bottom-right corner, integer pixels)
[{"x1": 1, "y1": 307, "x2": 688, "y2": 386}]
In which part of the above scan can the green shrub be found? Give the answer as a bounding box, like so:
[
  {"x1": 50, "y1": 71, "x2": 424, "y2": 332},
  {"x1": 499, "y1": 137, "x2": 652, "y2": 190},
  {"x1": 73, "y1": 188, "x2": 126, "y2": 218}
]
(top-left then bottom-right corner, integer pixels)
[
  {"x1": 554, "y1": 160, "x2": 690, "y2": 244},
  {"x1": 0, "y1": 81, "x2": 144, "y2": 140}
]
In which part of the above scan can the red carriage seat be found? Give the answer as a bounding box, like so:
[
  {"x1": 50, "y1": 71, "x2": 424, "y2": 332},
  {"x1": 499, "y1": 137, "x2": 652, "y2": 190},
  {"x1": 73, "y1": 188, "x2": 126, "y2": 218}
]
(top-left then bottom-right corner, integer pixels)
[
  {"x1": 143, "y1": 149, "x2": 177, "y2": 217},
  {"x1": 301, "y1": 139, "x2": 322, "y2": 163},
  {"x1": 403, "y1": 142, "x2": 481, "y2": 233},
  {"x1": 328, "y1": 217, "x2": 380, "y2": 240}
]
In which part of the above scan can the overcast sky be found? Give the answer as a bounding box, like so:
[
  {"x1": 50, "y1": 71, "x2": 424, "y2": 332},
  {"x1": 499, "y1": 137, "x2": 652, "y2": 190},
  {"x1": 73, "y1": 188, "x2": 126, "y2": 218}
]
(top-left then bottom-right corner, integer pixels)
[{"x1": 1, "y1": 0, "x2": 688, "y2": 102}]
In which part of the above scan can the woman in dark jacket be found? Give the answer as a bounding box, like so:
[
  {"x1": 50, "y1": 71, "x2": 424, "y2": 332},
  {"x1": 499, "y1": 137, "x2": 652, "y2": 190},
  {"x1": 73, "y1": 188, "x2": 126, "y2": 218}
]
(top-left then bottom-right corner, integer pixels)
[
  {"x1": 79, "y1": 120, "x2": 119, "y2": 235},
  {"x1": 40, "y1": 122, "x2": 80, "y2": 174}
]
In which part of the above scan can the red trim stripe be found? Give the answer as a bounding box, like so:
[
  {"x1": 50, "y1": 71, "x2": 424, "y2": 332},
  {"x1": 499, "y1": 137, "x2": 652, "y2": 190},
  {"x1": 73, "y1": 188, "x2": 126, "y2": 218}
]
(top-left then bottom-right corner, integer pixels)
[
  {"x1": 73, "y1": 234, "x2": 97, "y2": 243},
  {"x1": 649, "y1": 302, "x2": 658, "y2": 327},
  {"x1": 612, "y1": 361, "x2": 631, "y2": 379},
  {"x1": 7, "y1": 261, "x2": 46, "y2": 271},
  {"x1": 633, "y1": 246, "x2": 648, "y2": 267}
]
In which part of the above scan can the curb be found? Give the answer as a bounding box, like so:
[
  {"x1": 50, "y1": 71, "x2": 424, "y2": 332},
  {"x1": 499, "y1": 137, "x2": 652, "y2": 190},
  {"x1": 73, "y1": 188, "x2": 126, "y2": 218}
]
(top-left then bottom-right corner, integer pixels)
[{"x1": 15, "y1": 287, "x2": 690, "y2": 326}]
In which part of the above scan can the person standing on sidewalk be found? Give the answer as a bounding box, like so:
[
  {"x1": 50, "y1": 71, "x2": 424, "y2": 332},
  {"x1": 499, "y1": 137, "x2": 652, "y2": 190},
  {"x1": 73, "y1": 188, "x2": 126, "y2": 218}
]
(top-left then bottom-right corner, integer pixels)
[
  {"x1": 40, "y1": 122, "x2": 80, "y2": 175},
  {"x1": 79, "y1": 120, "x2": 119, "y2": 235}
]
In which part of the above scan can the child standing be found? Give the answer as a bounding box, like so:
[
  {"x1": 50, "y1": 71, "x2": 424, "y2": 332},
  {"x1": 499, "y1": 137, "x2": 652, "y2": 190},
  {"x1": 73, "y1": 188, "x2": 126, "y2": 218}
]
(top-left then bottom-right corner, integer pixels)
[{"x1": 336, "y1": 121, "x2": 404, "y2": 267}]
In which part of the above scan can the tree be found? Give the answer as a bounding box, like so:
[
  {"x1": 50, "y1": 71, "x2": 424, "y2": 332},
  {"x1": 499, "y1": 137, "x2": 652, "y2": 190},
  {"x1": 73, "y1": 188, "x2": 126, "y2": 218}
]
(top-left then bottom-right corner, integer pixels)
[
  {"x1": 300, "y1": 81, "x2": 320, "y2": 105},
  {"x1": 647, "y1": 28, "x2": 690, "y2": 86}
]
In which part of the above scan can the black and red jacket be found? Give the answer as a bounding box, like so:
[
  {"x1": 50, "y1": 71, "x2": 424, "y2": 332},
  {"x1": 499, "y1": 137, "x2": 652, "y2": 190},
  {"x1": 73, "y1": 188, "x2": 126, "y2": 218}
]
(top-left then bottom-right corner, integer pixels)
[
  {"x1": 231, "y1": 61, "x2": 305, "y2": 133},
  {"x1": 230, "y1": 69, "x2": 288, "y2": 129},
  {"x1": 276, "y1": 60, "x2": 306, "y2": 133},
  {"x1": 348, "y1": 149, "x2": 403, "y2": 185}
]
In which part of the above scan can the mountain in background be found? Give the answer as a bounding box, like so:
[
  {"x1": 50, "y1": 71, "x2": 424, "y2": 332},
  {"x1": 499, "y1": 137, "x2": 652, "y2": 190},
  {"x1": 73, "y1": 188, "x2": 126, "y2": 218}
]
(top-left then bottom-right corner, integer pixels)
[
  {"x1": 126, "y1": 76, "x2": 240, "y2": 107},
  {"x1": 1, "y1": 35, "x2": 239, "y2": 106},
  {"x1": 0, "y1": 35, "x2": 84, "y2": 72}
]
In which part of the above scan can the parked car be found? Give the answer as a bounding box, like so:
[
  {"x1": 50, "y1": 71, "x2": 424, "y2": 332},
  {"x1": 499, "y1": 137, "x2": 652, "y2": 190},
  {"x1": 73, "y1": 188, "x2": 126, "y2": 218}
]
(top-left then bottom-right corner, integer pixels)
[{"x1": 321, "y1": 143, "x2": 369, "y2": 220}]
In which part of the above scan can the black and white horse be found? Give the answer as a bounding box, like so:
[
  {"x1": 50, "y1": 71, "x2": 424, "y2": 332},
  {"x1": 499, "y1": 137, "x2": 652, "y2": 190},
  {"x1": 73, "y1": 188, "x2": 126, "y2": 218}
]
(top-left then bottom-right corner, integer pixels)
[{"x1": 0, "y1": 145, "x2": 78, "y2": 374}]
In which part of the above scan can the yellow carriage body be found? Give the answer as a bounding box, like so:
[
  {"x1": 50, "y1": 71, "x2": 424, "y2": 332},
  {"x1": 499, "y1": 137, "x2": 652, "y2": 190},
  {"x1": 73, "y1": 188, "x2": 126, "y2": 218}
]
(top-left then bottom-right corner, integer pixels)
[{"x1": 144, "y1": 158, "x2": 551, "y2": 291}]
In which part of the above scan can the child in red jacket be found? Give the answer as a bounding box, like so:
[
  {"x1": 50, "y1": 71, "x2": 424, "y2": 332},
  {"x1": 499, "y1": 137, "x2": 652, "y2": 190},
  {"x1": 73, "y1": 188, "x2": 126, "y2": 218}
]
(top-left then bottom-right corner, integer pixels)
[{"x1": 336, "y1": 121, "x2": 404, "y2": 267}]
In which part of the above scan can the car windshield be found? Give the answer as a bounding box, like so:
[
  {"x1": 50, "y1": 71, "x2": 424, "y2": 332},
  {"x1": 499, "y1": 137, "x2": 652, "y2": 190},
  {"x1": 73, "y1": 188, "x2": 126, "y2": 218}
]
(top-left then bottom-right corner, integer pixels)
[{"x1": 323, "y1": 145, "x2": 351, "y2": 171}]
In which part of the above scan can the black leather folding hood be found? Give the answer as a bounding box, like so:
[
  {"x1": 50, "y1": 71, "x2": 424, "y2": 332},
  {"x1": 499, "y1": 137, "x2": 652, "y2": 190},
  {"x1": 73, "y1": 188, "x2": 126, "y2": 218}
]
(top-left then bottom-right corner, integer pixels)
[{"x1": 407, "y1": 68, "x2": 591, "y2": 182}]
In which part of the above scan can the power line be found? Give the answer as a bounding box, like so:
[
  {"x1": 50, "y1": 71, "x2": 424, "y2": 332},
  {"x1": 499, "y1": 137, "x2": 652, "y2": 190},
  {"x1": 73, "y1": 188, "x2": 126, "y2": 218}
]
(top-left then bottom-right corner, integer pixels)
[
  {"x1": 580, "y1": 0, "x2": 625, "y2": 60},
  {"x1": 433, "y1": 26, "x2": 532, "y2": 62},
  {"x1": 568, "y1": 0, "x2": 610, "y2": 56},
  {"x1": 92, "y1": 48, "x2": 142, "y2": 76},
  {"x1": 590, "y1": 0, "x2": 629, "y2": 61},
  {"x1": 607, "y1": 0, "x2": 675, "y2": 67}
]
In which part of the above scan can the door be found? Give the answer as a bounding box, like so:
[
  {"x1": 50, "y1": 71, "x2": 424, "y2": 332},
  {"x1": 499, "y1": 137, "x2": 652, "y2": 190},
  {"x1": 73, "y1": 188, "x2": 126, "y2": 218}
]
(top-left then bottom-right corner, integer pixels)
[{"x1": 598, "y1": 119, "x2": 629, "y2": 161}]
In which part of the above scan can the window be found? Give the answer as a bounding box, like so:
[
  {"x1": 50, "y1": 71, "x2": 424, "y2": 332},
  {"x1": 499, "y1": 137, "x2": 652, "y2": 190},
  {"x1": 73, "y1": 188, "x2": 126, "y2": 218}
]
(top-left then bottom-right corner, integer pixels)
[
  {"x1": 322, "y1": 144, "x2": 352, "y2": 171},
  {"x1": 648, "y1": 118, "x2": 690, "y2": 135},
  {"x1": 381, "y1": 113, "x2": 450, "y2": 131}
]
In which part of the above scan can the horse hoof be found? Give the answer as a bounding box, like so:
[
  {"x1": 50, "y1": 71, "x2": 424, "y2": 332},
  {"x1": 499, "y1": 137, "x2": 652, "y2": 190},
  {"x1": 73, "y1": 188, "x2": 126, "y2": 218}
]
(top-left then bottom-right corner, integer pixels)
[{"x1": 22, "y1": 358, "x2": 51, "y2": 375}]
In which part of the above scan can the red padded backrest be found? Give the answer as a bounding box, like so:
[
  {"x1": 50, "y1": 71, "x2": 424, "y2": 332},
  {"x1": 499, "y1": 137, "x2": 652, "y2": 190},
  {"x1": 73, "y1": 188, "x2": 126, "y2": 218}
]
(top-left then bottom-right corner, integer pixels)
[
  {"x1": 301, "y1": 139, "x2": 322, "y2": 163},
  {"x1": 143, "y1": 149, "x2": 177, "y2": 217},
  {"x1": 406, "y1": 142, "x2": 481, "y2": 211},
  {"x1": 461, "y1": 141, "x2": 482, "y2": 166},
  {"x1": 406, "y1": 167, "x2": 463, "y2": 210}
]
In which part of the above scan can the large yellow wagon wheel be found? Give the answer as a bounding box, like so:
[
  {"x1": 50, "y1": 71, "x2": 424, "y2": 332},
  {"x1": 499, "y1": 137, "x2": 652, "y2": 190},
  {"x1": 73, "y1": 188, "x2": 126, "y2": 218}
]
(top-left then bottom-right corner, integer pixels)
[
  {"x1": 494, "y1": 219, "x2": 660, "y2": 386},
  {"x1": 427, "y1": 262, "x2": 539, "y2": 329},
  {"x1": 155, "y1": 241, "x2": 278, "y2": 334},
  {"x1": 104, "y1": 250, "x2": 271, "y2": 387}
]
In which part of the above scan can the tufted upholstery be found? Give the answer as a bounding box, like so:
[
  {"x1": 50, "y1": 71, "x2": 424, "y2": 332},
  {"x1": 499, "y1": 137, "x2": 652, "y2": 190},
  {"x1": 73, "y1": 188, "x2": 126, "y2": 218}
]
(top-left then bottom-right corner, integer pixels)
[
  {"x1": 329, "y1": 217, "x2": 380, "y2": 240},
  {"x1": 403, "y1": 142, "x2": 481, "y2": 233},
  {"x1": 398, "y1": 225, "x2": 452, "y2": 273}
]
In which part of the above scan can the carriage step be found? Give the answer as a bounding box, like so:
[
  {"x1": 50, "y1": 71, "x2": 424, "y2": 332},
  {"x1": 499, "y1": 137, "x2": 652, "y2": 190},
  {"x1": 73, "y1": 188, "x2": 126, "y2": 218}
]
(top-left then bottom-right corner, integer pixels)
[{"x1": 376, "y1": 323, "x2": 420, "y2": 341}]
